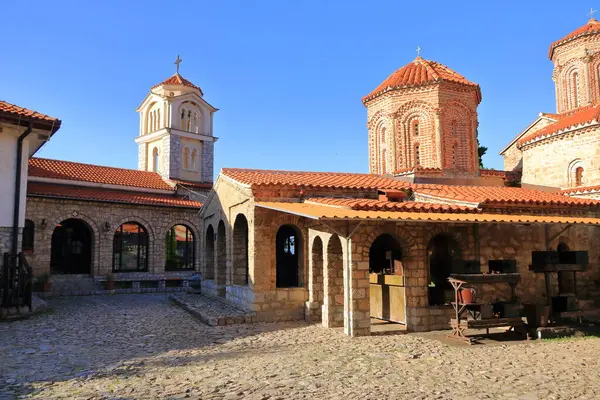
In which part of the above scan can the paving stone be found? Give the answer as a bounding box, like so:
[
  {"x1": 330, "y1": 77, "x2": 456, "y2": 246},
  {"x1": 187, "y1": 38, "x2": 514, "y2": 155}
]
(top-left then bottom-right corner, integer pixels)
[{"x1": 0, "y1": 294, "x2": 598, "y2": 399}]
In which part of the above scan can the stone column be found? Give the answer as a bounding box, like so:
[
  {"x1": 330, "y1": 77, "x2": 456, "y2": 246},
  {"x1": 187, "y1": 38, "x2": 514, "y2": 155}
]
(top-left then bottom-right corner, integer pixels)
[
  {"x1": 322, "y1": 239, "x2": 344, "y2": 328},
  {"x1": 343, "y1": 239, "x2": 371, "y2": 337}
]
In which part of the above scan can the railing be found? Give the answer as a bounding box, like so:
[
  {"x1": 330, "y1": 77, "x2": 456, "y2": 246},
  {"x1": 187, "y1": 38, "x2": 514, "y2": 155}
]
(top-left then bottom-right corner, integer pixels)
[{"x1": 0, "y1": 252, "x2": 33, "y2": 312}]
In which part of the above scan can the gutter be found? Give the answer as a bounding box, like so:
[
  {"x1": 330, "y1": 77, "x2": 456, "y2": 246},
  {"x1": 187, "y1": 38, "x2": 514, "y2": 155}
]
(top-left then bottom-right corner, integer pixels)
[{"x1": 12, "y1": 123, "x2": 32, "y2": 259}]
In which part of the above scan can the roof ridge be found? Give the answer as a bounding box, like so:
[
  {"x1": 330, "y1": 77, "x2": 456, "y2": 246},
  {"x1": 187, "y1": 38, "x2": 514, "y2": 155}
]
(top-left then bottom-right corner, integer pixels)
[
  {"x1": 222, "y1": 167, "x2": 389, "y2": 177},
  {"x1": 31, "y1": 157, "x2": 163, "y2": 176}
]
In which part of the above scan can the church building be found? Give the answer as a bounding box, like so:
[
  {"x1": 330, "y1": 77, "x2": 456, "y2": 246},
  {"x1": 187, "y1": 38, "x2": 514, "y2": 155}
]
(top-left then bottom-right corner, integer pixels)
[{"x1": 2, "y1": 19, "x2": 600, "y2": 336}]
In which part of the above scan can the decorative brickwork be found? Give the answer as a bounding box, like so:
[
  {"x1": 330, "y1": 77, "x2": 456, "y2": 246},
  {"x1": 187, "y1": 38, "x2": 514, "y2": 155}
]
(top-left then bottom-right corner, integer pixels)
[{"x1": 365, "y1": 59, "x2": 480, "y2": 177}]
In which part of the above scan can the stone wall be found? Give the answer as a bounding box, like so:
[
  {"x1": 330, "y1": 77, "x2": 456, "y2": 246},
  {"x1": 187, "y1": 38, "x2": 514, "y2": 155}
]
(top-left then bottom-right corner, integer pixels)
[
  {"x1": 0, "y1": 226, "x2": 21, "y2": 259},
  {"x1": 521, "y1": 126, "x2": 600, "y2": 188},
  {"x1": 24, "y1": 196, "x2": 200, "y2": 278}
]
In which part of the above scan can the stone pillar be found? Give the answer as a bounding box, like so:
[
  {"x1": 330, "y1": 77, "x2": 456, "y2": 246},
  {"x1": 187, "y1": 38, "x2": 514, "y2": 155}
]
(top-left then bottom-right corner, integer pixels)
[
  {"x1": 202, "y1": 141, "x2": 214, "y2": 183},
  {"x1": 322, "y1": 241, "x2": 344, "y2": 328},
  {"x1": 306, "y1": 234, "x2": 323, "y2": 323},
  {"x1": 343, "y1": 239, "x2": 371, "y2": 337}
]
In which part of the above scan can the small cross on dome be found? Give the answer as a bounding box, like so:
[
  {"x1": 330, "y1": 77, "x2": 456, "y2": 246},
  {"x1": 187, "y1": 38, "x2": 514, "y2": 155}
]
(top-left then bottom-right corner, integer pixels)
[
  {"x1": 174, "y1": 55, "x2": 182, "y2": 74},
  {"x1": 416, "y1": 45, "x2": 422, "y2": 57},
  {"x1": 588, "y1": 7, "x2": 597, "y2": 21}
]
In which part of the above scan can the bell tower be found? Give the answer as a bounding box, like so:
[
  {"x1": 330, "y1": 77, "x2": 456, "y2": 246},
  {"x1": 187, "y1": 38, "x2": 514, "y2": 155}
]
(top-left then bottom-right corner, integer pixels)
[{"x1": 135, "y1": 56, "x2": 218, "y2": 183}]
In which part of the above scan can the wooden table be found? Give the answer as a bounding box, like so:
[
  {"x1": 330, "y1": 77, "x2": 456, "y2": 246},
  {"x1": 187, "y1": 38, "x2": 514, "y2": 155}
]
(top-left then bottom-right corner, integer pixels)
[{"x1": 448, "y1": 274, "x2": 526, "y2": 344}]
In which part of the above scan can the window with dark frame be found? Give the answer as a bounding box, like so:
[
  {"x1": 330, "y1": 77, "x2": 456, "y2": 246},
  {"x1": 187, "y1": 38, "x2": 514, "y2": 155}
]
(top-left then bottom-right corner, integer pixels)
[
  {"x1": 165, "y1": 225, "x2": 195, "y2": 271},
  {"x1": 22, "y1": 219, "x2": 35, "y2": 252},
  {"x1": 113, "y1": 222, "x2": 149, "y2": 272}
]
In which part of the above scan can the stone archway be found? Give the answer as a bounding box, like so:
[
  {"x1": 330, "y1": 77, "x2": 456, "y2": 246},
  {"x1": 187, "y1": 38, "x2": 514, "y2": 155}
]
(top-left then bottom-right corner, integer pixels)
[{"x1": 50, "y1": 218, "x2": 93, "y2": 275}]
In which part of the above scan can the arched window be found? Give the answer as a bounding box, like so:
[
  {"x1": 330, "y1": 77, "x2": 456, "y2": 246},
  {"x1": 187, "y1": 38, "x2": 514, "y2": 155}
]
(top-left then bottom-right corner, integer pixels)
[
  {"x1": 575, "y1": 167, "x2": 584, "y2": 186},
  {"x1": 113, "y1": 222, "x2": 149, "y2": 272},
  {"x1": 152, "y1": 147, "x2": 159, "y2": 173},
  {"x1": 165, "y1": 224, "x2": 195, "y2": 271},
  {"x1": 180, "y1": 109, "x2": 187, "y2": 130},
  {"x1": 380, "y1": 127, "x2": 387, "y2": 174},
  {"x1": 415, "y1": 144, "x2": 421, "y2": 166},
  {"x1": 413, "y1": 121, "x2": 419, "y2": 136},
  {"x1": 452, "y1": 143, "x2": 458, "y2": 169},
  {"x1": 571, "y1": 72, "x2": 580, "y2": 109},
  {"x1": 183, "y1": 147, "x2": 189, "y2": 169},
  {"x1": 191, "y1": 149, "x2": 197, "y2": 170},
  {"x1": 276, "y1": 225, "x2": 301, "y2": 288},
  {"x1": 193, "y1": 112, "x2": 199, "y2": 133},
  {"x1": 22, "y1": 219, "x2": 35, "y2": 252}
]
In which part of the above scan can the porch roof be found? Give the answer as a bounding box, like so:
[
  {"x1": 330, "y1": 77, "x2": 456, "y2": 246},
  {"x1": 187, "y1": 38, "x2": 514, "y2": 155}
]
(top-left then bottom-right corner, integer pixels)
[{"x1": 255, "y1": 201, "x2": 600, "y2": 225}]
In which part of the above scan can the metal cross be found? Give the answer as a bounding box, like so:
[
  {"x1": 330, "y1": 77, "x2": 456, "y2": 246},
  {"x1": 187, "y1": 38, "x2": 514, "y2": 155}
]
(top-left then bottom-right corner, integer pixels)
[
  {"x1": 588, "y1": 7, "x2": 597, "y2": 19},
  {"x1": 174, "y1": 55, "x2": 182, "y2": 74},
  {"x1": 416, "y1": 45, "x2": 422, "y2": 57}
]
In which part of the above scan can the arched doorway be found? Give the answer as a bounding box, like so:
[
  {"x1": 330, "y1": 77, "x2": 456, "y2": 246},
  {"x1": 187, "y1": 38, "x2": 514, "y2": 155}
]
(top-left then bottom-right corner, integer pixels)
[
  {"x1": 427, "y1": 234, "x2": 461, "y2": 306},
  {"x1": 216, "y1": 220, "x2": 226, "y2": 297},
  {"x1": 50, "y1": 218, "x2": 92, "y2": 274},
  {"x1": 232, "y1": 214, "x2": 249, "y2": 286},
  {"x1": 369, "y1": 234, "x2": 404, "y2": 323},
  {"x1": 276, "y1": 225, "x2": 301, "y2": 288},
  {"x1": 369, "y1": 234, "x2": 402, "y2": 275},
  {"x1": 204, "y1": 225, "x2": 215, "y2": 279}
]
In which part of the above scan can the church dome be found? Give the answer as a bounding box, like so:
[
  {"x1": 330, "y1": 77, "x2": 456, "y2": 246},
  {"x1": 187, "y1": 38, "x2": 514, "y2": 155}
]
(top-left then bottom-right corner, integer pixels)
[
  {"x1": 549, "y1": 18, "x2": 600, "y2": 59},
  {"x1": 362, "y1": 56, "x2": 480, "y2": 104},
  {"x1": 152, "y1": 73, "x2": 203, "y2": 95}
]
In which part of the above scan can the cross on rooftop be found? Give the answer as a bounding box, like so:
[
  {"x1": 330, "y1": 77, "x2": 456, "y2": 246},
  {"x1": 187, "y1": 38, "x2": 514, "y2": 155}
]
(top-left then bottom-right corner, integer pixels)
[
  {"x1": 416, "y1": 45, "x2": 422, "y2": 57},
  {"x1": 588, "y1": 7, "x2": 597, "y2": 19},
  {"x1": 174, "y1": 55, "x2": 182, "y2": 74}
]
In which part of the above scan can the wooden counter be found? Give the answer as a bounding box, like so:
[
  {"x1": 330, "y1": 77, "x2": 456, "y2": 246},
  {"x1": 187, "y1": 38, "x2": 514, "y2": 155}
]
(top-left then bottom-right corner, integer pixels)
[{"x1": 370, "y1": 273, "x2": 405, "y2": 323}]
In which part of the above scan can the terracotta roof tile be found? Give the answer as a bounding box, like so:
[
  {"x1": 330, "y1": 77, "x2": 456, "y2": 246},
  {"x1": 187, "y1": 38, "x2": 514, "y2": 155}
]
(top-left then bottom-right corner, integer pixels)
[
  {"x1": 517, "y1": 105, "x2": 600, "y2": 147},
  {"x1": 363, "y1": 57, "x2": 481, "y2": 103},
  {"x1": 152, "y1": 73, "x2": 201, "y2": 92},
  {"x1": 415, "y1": 184, "x2": 600, "y2": 208},
  {"x1": 304, "y1": 197, "x2": 476, "y2": 213},
  {"x1": 256, "y1": 201, "x2": 600, "y2": 225},
  {"x1": 549, "y1": 18, "x2": 600, "y2": 58},
  {"x1": 0, "y1": 100, "x2": 60, "y2": 124},
  {"x1": 561, "y1": 185, "x2": 600, "y2": 195},
  {"x1": 222, "y1": 168, "x2": 412, "y2": 190},
  {"x1": 28, "y1": 182, "x2": 201, "y2": 208},
  {"x1": 29, "y1": 158, "x2": 173, "y2": 191},
  {"x1": 170, "y1": 179, "x2": 213, "y2": 190}
]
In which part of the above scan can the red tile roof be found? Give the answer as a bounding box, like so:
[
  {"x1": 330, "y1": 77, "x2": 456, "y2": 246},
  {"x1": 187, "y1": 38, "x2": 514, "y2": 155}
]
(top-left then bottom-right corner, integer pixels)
[
  {"x1": 171, "y1": 179, "x2": 213, "y2": 190},
  {"x1": 152, "y1": 73, "x2": 201, "y2": 92},
  {"x1": 363, "y1": 57, "x2": 481, "y2": 103},
  {"x1": 29, "y1": 158, "x2": 174, "y2": 191},
  {"x1": 561, "y1": 185, "x2": 600, "y2": 195},
  {"x1": 304, "y1": 197, "x2": 476, "y2": 213},
  {"x1": 0, "y1": 100, "x2": 60, "y2": 125},
  {"x1": 415, "y1": 184, "x2": 600, "y2": 208},
  {"x1": 549, "y1": 18, "x2": 600, "y2": 58},
  {"x1": 222, "y1": 168, "x2": 412, "y2": 190},
  {"x1": 517, "y1": 105, "x2": 600, "y2": 147},
  {"x1": 28, "y1": 182, "x2": 202, "y2": 209}
]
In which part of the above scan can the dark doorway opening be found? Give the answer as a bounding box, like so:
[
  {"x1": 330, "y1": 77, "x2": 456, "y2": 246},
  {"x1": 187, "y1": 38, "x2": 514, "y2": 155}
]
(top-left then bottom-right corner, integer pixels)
[
  {"x1": 428, "y1": 234, "x2": 461, "y2": 306},
  {"x1": 50, "y1": 219, "x2": 92, "y2": 274},
  {"x1": 276, "y1": 225, "x2": 301, "y2": 288},
  {"x1": 369, "y1": 234, "x2": 402, "y2": 275}
]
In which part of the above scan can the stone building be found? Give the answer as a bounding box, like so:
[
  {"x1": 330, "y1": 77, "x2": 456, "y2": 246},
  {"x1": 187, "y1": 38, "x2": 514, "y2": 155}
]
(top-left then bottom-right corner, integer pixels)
[
  {"x1": 501, "y1": 18, "x2": 600, "y2": 197},
  {"x1": 17, "y1": 70, "x2": 216, "y2": 294},
  {"x1": 3, "y1": 18, "x2": 600, "y2": 336}
]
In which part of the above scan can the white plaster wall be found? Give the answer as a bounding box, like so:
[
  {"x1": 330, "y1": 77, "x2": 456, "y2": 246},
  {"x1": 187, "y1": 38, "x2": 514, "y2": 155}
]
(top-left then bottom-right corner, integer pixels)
[{"x1": 0, "y1": 125, "x2": 29, "y2": 228}]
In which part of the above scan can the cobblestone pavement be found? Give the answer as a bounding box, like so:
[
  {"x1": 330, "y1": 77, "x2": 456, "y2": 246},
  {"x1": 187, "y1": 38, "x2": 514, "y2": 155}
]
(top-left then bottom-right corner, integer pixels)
[{"x1": 1, "y1": 295, "x2": 599, "y2": 399}]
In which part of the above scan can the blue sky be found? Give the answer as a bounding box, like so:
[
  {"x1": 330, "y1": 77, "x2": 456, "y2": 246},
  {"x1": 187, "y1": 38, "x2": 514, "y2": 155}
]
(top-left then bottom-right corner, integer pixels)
[{"x1": 0, "y1": 1, "x2": 594, "y2": 176}]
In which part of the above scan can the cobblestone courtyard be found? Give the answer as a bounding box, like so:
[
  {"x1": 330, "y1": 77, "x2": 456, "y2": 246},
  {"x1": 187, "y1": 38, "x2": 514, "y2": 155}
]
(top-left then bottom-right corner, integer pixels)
[{"x1": 1, "y1": 295, "x2": 599, "y2": 399}]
